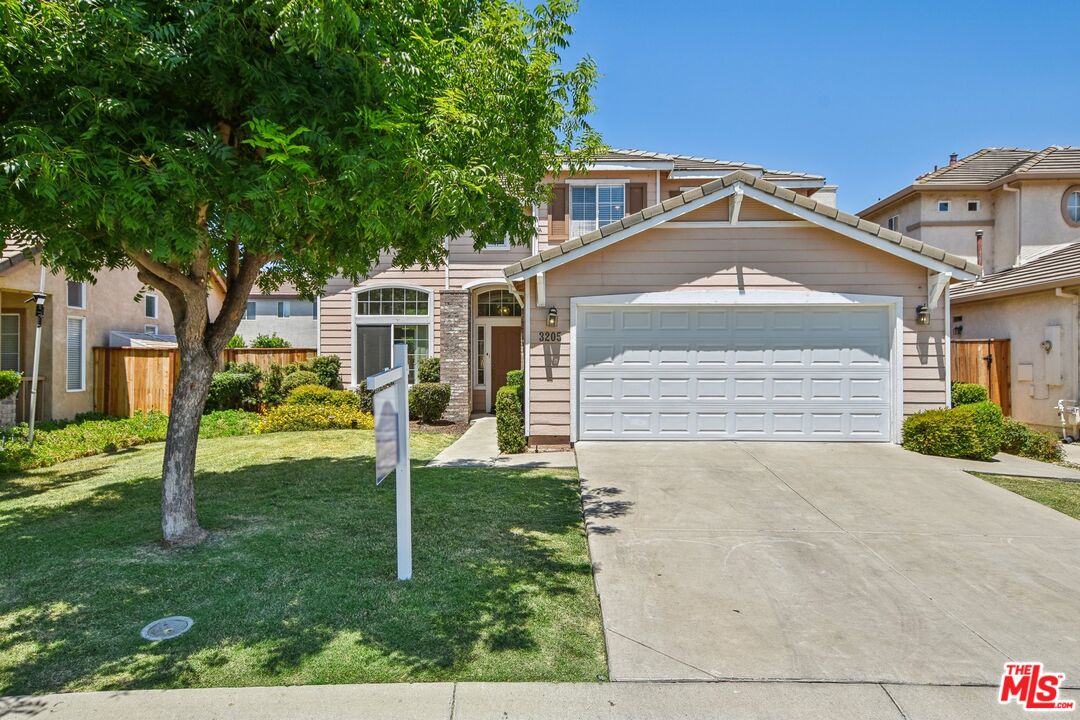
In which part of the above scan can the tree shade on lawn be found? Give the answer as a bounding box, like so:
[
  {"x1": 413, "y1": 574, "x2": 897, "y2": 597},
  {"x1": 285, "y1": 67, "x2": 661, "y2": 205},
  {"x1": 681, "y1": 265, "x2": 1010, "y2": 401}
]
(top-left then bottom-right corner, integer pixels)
[
  {"x1": 0, "y1": 431, "x2": 606, "y2": 694},
  {"x1": 0, "y1": 0, "x2": 601, "y2": 545}
]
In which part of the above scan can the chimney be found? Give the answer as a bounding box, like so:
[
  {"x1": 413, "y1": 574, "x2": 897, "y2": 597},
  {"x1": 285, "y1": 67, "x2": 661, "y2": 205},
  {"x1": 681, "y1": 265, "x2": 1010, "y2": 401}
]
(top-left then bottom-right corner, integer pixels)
[
  {"x1": 949, "y1": 152, "x2": 958, "y2": 165},
  {"x1": 975, "y1": 229, "x2": 984, "y2": 269}
]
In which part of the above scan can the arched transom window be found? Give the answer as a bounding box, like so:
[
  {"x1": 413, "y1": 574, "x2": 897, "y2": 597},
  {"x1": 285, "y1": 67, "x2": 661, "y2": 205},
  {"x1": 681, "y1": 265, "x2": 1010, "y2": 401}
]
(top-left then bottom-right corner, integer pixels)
[
  {"x1": 354, "y1": 287, "x2": 432, "y2": 382},
  {"x1": 476, "y1": 289, "x2": 522, "y2": 317}
]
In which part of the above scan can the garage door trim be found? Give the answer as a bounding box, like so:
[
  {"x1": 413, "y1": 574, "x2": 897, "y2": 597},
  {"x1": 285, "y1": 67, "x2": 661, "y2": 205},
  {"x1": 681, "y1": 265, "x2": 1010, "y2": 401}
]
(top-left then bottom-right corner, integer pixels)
[{"x1": 569, "y1": 290, "x2": 904, "y2": 443}]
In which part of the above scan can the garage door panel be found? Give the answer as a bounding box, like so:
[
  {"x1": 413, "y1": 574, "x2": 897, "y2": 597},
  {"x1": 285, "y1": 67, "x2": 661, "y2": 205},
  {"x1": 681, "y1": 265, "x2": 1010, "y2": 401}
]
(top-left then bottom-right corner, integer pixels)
[{"x1": 577, "y1": 304, "x2": 893, "y2": 442}]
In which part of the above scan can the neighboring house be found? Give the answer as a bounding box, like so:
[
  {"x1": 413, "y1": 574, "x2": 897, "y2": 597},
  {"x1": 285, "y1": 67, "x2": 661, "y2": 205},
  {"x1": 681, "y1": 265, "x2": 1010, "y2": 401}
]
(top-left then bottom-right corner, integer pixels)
[
  {"x1": 0, "y1": 245, "x2": 176, "y2": 421},
  {"x1": 322, "y1": 149, "x2": 977, "y2": 446},
  {"x1": 236, "y1": 284, "x2": 318, "y2": 348},
  {"x1": 860, "y1": 147, "x2": 1080, "y2": 430}
]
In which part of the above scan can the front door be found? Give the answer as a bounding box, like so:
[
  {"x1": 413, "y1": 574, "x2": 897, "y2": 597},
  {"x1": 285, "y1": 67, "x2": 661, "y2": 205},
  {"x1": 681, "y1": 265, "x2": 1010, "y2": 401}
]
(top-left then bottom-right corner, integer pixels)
[{"x1": 489, "y1": 326, "x2": 522, "y2": 410}]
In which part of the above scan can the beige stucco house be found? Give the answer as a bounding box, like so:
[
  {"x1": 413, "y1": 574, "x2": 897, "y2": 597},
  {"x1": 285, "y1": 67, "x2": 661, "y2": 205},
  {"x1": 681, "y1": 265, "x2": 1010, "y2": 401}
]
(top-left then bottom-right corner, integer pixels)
[
  {"x1": 237, "y1": 283, "x2": 318, "y2": 349},
  {"x1": 321, "y1": 149, "x2": 977, "y2": 445},
  {"x1": 0, "y1": 246, "x2": 177, "y2": 421},
  {"x1": 860, "y1": 147, "x2": 1080, "y2": 430}
]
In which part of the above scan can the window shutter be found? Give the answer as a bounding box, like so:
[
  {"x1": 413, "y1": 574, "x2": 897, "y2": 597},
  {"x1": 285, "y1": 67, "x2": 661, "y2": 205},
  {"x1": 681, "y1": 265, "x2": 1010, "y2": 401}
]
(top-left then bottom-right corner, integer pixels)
[
  {"x1": 626, "y1": 183, "x2": 647, "y2": 214},
  {"x1": 66, "y1": 317, "x2": 84, "y2": 390},
  {"x1": 550, "y1": 184, "x2": 568, "y2": 239}
]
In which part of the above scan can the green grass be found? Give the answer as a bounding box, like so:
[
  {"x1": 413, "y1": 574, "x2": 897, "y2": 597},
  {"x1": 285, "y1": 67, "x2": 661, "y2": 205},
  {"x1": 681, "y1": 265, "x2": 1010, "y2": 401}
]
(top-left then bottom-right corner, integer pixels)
[
  {"x1": 0, "y1": 431, "x2": 606, "y2": 694},
  {"x1": 974, "y1": 473, "x2": 1080, "y2": 521}
]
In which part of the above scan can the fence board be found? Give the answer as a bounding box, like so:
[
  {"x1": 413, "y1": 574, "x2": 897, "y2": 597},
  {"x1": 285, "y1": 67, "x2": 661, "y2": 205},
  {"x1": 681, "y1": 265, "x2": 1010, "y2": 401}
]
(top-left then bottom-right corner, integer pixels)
[
  {"x1": 93, "y1": 347, "x2": 316, "y2": 416},
  {"x1": 951, "y1": 339, "x2": 1011, "y2": 415}
]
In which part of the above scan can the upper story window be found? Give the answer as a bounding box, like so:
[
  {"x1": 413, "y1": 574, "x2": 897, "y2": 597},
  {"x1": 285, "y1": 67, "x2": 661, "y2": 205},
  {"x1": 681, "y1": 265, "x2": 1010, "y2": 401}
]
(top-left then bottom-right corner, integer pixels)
[
  {"x1": 1063, "y1": 187, "x2": 1080, "y2": 227},
  {"x1": 277, "y1": 301, "x2": 291, "y2": 318},
  {"x1": 967, "y1": 200, "x2": 980, "y2": 212},
  {"x1": 571, "y1": 184, "x2": 624, "y2": 237},
  {"x1": 144, "y1": 293, "x2": 158, "y2": 319},
  {"x1": 477, "y1": 289, "x2": 522, "y2": 317},
  {"x1": 245, "y1": 301, "x2": 256, "y2": 320},
  {"x1": 66, "y1": 281, "x2": 85, "y2": 309},
  {"x1": 886, "y1": 215, "x2": 899, "y2": 231},
  {"x1": 937, "y1": 200, "x2": 951, "y2": 212},
  {"x1": 355, "y1": 287, "x2": 430, "y2": 317},
  {"x1": 484, "y1": 236, "x2": 511, "y2": 251}
]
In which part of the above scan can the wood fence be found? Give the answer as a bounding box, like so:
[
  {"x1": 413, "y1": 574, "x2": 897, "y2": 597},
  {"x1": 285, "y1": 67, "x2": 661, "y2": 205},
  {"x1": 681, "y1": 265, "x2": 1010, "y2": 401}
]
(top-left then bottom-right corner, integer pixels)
[
  {"x1": 951, "y1": 339, "x2": 1011, "y2": 415},
  {"x1": 93, "y1": 347, "x2": 316, "y2": 417}
]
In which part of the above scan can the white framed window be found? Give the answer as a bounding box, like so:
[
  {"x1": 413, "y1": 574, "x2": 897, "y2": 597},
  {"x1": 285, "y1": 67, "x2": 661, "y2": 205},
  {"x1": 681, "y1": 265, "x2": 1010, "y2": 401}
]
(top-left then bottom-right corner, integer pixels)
[
  {"x1": 144, "y1": 293, "x2": 158, "y2": 319},
  {"x1": 277, "y1": 301, "x2": 290, "y2": 318},
  {"x1": 967, "y1": 200, "x2": 980, "y2": 212},
  {"x1": 1, "y1": 314, "x2": 20, "y2": 372},
  {"x1": 570, "y1": 184, "x2": 625, "y2": 237},
  {"x1": 475, "y1": 329, "x2": 485, "y2": 387},
  {"x1": 144, "y1": 324, "x2": 158, "y2": 335},
  {"x1": 476, "y1": 289, "x2": 522, "y2": 317},
  {"x1": 938, "y1": 200, "x2": 951, "y2": 212},
  {"x1": 1063, "y1": 187, "x2": 1080, "y2": 226},
  {"x1": 886, "y1": 215, "x2": 900, "y2": 231},
  {"x1": 66, "y1": 281, "x2": 85, "y2": 309},
  {"x1": 245, "y1": 301, "x2": 256, "y2": 320},
  {"x1": 66, "y1": 316, "x2": 85, "y2": 392},
  {"x1": 484, "y1": 236, "x2": 511, "y2": 251},
  {"x1": 353, "y1": 287, "x2": 433, "y2": 383}
]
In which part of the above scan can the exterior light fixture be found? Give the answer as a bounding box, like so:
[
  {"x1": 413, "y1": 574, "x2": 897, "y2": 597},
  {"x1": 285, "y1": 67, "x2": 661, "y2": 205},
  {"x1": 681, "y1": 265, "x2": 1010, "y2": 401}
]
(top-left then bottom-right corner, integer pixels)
[
  {"x1": 1042, "y1": 339, "x2": 1054, "y2": 353},
  {"x1": 546, "y1": 306, "x2": 558, "y2": 327},
  {"x1": 498, "y1": 304, "x2": 510, "y2": 316},
  {"x1": 915, "y1": 304, "x2": 931, "y2": 325}
]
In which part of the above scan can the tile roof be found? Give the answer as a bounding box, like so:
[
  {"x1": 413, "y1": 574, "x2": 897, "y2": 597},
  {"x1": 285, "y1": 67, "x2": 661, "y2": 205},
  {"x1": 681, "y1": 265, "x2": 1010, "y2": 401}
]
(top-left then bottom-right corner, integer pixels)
[
  {"x1": 951, "y1": 242, "x2": 1080, "y2": 302},
  {"x1": 914, "y1": 146, "x2": 1080, "y2": 186},
  {"x1": 504, "y1": 170, "x2": 979, "y2": 278},
  {"x1": 589, "y1": 148, "x2": 825, "y2": 181}
]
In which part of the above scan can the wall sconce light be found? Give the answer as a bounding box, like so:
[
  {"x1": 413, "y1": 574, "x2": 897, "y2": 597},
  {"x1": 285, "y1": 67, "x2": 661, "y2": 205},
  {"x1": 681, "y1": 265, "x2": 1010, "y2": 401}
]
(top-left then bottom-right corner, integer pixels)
[
  {"x1": 915, "y1": 304, "x2": 931, "y2": 325},
  {"x1": 1041, "y1": 339, "x2": 1053, "y2": 353},
  {"x1": 546, "y1": 306, "x2": 558, "y2": 327},
  {"x1": 497, "y1": 304, "x2": 510, "y2": 316}
]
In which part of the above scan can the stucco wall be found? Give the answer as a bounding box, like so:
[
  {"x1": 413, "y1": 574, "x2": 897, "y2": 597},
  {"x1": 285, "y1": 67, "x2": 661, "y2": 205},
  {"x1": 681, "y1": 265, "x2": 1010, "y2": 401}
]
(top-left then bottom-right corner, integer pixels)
[
  {"x1": 236, "y1": 296, "x2": 317, "y2": 348},
  {"x1": 0, "y1": 258, "x2": 176, "y2": 419},
  {"x1": 525, "y1": 223, "x2": 948, "y2": 442},
  {"x1": 954, "y1": 290, "x2": 1079, "y2": 430}
]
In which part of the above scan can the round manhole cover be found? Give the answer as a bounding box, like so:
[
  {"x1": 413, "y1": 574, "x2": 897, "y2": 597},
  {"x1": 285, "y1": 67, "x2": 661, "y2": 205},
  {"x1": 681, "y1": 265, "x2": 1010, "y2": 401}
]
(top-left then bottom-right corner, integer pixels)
[{"x1": 140, "y1": 616, "x2": 193, "y2": 641}]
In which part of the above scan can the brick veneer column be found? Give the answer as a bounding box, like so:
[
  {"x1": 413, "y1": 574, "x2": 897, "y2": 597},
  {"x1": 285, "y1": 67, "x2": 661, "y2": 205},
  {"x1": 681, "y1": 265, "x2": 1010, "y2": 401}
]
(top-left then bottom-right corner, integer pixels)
[{"x1": 439, "y1": 289, "x2": 471, "y2": 422}]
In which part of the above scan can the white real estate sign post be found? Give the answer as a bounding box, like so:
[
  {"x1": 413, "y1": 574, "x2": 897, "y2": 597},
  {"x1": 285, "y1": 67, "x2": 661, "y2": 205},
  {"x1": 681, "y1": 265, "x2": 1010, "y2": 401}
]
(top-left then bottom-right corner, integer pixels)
[{"x1": 366, "y1": 343, "x2": 412, "y2": 581}]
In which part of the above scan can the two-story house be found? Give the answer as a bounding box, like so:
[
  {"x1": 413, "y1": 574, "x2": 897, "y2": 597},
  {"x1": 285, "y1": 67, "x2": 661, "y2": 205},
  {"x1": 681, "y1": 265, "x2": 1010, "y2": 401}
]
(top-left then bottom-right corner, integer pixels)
[
  {"x1": 237, "y1": 283, "x2": 318, "y2": 349},
  {"x1": 860, "y1": 147, "x2": 1080, "y2": 430},
  {"x1": 320, "y1": 149, "x2": 976, "y2": 446}
]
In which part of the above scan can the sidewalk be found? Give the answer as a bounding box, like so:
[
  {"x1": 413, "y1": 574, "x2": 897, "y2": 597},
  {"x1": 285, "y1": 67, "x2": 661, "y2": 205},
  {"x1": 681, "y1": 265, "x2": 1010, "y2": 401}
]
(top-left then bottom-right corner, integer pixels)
[
  {"x1": 427, "y1": 416, "x2": 575, "y2": 469},
  {"x1": 0, "y1": 680, "x2": 1022, "y2": 720}
]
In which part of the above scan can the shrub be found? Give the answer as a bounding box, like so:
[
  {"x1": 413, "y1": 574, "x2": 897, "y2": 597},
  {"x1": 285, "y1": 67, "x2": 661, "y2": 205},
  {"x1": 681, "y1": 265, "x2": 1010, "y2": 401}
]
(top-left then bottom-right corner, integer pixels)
[
  {"x1": 505, "y1": 369, "x2": 524, "y2": 388},
  {"x1": 952, "y1": 382, "x2": 988, "y2": 406},
  {"x1": 226, "y1": 334, "x2": 246, "y2": 349},
  {"x1": 286, "y1": 384, "x2": 360, "y2": 409},
  {"x1": 262, "y1": 364, "x2": 286, "y2": 407},
  {"x1": 417, "y1": 356, "x2": 440, "y2": 383},
  {"x1": 408, "y1": 382, "x2": 451, "y2": 424},
  {"x1": 496, "y1": 383, "x2": 526, "y2": 453},
  {"x1": 1001, "y1": 416, "x2": 1064, "y2": 462},
  {"x1": 0, "y1": 370, "x2": 21, "y2": 400},
  {"x1": 903, "y1": 401, "x2": 1004, "y2": 461},
  {"x1": 255, "y1": 403, "x2": 374, "y2": 434},
  {"x1": 356, "y1": 380, "x2": 374, "y2": 414},
  {"x1": 307, "y1": 355, "x2": 342, "y2": 388},
  {"x1": 281, "y1": 370, "x2": 320, "y2": 394},
  {"x1": 205, "y1": 365, "x2": 261, "y2": 412},
  {"x1": 1001, "y1": 417, "x2": 1030, "y2": 455},
  {"x1": 252, "y1": 333, "x2": 291, "y2": 348},
  {"x1": 198, "y1": 409, "x2": 261, "y2": 437}
]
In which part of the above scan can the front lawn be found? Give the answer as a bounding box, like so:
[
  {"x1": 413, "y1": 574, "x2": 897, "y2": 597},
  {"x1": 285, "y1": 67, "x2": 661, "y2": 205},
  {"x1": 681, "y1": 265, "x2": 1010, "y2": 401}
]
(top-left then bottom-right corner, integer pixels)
[
  {"x1": 973, "y1": 473, "x2": 1080, "y2": 521},
  {"x1": 0, "y1": 430, "x2": 606, "y2": 695}
]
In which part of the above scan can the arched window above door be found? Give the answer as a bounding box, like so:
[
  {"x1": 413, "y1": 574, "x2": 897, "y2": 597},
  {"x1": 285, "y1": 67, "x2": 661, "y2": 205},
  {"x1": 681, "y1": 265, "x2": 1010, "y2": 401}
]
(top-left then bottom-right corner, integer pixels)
[{"x1": 476, "y1": 289, "x2": 521, "y2": 317}]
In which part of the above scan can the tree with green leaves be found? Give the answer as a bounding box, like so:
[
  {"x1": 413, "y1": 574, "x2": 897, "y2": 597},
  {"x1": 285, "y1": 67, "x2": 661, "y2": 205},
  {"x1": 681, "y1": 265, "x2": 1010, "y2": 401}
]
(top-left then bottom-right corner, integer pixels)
[{"x1": 0, "y1": 0, "x2": 599, "y2": 545}]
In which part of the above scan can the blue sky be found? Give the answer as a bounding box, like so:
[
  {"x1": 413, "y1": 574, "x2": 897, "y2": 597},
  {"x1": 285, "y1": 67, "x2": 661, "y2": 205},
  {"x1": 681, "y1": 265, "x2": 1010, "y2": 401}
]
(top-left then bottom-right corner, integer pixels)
[{"x1": 563, "y1": 0, "x2": 1079, "y2": 212}]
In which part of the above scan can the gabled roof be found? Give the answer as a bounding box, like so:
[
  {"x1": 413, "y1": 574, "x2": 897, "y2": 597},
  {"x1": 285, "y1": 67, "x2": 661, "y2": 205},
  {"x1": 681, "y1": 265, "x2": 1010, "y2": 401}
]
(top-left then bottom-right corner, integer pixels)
[
  {"x1": 585, "y1": 148, "x2": 825, "y2": 181},
  {"x1": 860, "y1": 146, "x2": 1080, "y2": 215},
  {"x1": 505, "y1": 171, "x2": 979, "y2": 280},
  {"x1": 951, "y1": 242, "x2": 1080, "y2": 303}
]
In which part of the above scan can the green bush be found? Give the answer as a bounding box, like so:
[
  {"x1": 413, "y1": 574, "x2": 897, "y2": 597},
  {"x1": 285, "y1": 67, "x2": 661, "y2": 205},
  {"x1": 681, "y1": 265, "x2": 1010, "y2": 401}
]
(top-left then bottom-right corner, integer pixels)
[
  {"x1": 1001, "y1": 416, "x2": 1064, "y2": 462},
  {"x1": 281, "y1": 370, "x2": 320, "y2": 394},
  {"x1": 307, "y1": 355, "x2": 342, "y2": 388},
  {"x1": 495, "y1": 384, "x2": 526, "y2": 453},
  {"x1": 356, "y1": 380, "x2": 374, "y2": 414},
  {"x1": 505, "y1": 369, "x2": 524, "y2": 388},
  {"x1": 197, "y1": 409, "x2": 260, "y2": 437},
  {"x1": 262, "y1": 364, "x2": 286, "y2": 407},
  {"x1": 1001, "y1": 417, "x2": 1030, "y2": 455},
  {"x1": 226, "y1": 334, "x2": 246, "y2": 349},
  {"x1": 409, "y1": 382, "x2": 451, "y2": 424},
  {"x1": 952, "y1": 382, "x2": 989, "y2": 406},
  {"x1": 903, "y1": 401, "x2": 1004, "y2": 461},
  {"x1": 286, "y1": 384, "x2": 360, "y2": 409},
  {"x1": 205, "y1": 365, "x2": 261, "y2": 412},
  {"x1": 252, "y1": 333, "x2": 291, "y2": 348},
  {"x1": 0, "y1": 370, "x2": 21, "y2": 400},
  {"x1": 255, "y1": 403, "x2": 374, "y2": 433},
  {"x1": 417, "y1": 356, "x2": 440, "y2": 383}
]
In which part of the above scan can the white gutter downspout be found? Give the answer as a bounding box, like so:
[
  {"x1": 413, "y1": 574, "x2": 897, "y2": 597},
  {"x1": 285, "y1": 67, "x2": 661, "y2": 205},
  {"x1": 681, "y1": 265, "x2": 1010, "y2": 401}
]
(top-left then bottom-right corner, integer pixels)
[
  {"x1": 945, "y1": 282, "x2": 952, "y2": 407},
  {"x1": 1003, "y1": 182, "x2": 1021, "y2": 267}
]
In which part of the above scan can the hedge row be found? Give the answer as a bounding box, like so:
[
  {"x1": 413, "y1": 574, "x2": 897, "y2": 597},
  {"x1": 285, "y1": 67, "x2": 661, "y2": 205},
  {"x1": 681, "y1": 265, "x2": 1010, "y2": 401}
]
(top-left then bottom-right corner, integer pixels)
[{"x1": 496, "y1": 371, "x2": 526, "y2": 454}]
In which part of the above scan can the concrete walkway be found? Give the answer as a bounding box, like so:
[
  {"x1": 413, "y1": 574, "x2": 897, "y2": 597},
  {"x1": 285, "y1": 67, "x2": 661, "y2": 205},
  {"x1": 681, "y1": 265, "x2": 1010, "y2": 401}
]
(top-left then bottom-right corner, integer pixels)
[
  {"x1": 427, "y1": 417, "x2": 576, "y2": 469},
  {"x1": 1, "y1": 680, "x2": 1034, "y2": 719}
]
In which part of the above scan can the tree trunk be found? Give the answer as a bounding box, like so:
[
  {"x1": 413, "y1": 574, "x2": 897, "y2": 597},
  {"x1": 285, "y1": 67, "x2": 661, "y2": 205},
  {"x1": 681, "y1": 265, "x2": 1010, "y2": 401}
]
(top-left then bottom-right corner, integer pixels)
[{"x1": 160, "y1": 345, "x2": 215, "y2": 546}]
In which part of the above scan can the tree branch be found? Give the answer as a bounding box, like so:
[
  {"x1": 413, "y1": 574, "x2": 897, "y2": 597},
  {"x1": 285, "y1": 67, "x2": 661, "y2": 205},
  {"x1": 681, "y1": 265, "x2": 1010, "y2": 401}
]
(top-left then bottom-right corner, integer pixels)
[{"x1": 205, "y1": 249, "x2": 267, "y2": 354}]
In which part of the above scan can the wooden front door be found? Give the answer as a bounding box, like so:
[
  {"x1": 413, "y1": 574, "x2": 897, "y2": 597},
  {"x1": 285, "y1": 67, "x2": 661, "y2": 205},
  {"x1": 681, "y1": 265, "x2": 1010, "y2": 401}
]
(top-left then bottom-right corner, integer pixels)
[{"x1": 490, "y1": 326, "x2": 522, "y2": 410}]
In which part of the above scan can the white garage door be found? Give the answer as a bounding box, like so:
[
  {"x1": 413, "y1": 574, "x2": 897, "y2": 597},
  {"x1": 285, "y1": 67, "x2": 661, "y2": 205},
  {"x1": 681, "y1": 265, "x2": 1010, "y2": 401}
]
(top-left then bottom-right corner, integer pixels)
[{"x1": 576, "y1": 304, "x2": 893, "y2": 441}]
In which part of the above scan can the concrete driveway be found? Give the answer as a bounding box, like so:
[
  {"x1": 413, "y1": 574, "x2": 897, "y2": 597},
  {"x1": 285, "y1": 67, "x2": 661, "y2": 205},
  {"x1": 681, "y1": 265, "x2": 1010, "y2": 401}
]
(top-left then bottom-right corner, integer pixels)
[{"x1": 577, "y1": 441, "x2": 1080, "y2": 686}]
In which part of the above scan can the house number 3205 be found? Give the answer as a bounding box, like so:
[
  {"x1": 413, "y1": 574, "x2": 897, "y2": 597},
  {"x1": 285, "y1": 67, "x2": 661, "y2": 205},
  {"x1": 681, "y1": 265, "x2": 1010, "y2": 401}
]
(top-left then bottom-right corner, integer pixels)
[{"x1": 538, "y1": 331, "x2": 562, "y2": 342}]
